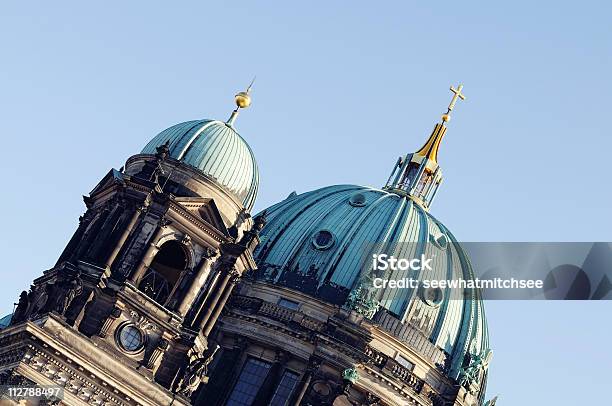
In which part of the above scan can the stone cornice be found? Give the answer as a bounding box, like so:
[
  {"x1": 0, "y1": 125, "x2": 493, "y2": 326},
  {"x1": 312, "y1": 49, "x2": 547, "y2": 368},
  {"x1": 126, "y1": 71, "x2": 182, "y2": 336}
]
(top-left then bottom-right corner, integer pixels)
[
  {"x1": 221, "y1": 301, "x2": 441, "y2": 404},
  {"x1": 125, "y1": 155, "x2": 246, "y2": 211}
]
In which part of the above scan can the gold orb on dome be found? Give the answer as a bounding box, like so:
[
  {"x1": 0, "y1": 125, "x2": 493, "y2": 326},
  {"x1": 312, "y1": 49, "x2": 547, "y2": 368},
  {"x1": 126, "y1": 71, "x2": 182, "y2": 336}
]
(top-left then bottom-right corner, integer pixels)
[
  {"x1": 235, "y1": 91, "x2": 251, "y2": 109},
  {"x1": 441, "y1": 114, "x2": 451, "y2": 122}
]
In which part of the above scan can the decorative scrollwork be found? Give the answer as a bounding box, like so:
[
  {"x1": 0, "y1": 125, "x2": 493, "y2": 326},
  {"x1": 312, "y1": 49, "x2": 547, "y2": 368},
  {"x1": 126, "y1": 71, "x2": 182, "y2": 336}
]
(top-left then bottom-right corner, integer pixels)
[{"x1": 128, "y1": 310, "x2": 158, "y2": 332}]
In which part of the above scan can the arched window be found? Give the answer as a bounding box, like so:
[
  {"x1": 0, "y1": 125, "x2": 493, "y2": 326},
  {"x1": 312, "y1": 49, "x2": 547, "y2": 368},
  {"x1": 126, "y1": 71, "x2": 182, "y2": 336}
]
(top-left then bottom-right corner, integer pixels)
[{"x1": 138, "y1": 240, "x2": 188, "y2": 305}]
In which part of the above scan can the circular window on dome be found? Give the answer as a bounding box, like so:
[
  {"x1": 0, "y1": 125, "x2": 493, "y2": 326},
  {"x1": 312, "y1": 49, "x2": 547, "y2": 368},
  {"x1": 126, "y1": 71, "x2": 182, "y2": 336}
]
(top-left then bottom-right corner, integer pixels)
[
  {"x1": 312, "y1": 230, "x2": 335, "y2": 250},
  {"x1": 430, "y1": 232, "x2": 448, "y2": 250},
  {"x1": 116, "y1": 324, "x2": 145, "y2": 353},
  {"x1": 348, "y1": 193, "x2": 366, "y2": 207},
  {"x1": 421, "y1": 286, "x2": 444, "y2": 307}
]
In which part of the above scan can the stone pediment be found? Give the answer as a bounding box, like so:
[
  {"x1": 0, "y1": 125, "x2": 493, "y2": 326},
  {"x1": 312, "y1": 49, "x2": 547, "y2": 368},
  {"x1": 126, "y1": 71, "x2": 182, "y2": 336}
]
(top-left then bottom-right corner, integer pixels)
[
  {"x1": 173, "y1": 197, "x2": 230, "y2": 237},
  {"x1": 89, "y1": 168, "x2": 125, "y2": 197}
]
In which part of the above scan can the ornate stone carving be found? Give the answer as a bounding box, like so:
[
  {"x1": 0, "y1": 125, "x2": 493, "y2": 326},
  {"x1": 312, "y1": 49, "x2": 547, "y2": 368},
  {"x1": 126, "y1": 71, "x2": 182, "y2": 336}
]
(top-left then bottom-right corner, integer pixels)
[
  {"x1": 155, "y1": 141, "x2": 170, "y2": 161},
  {"x1": 159, "y1": 217, "x2": 172, "y2": 228},
  {"x1": 128, "y1": 310, "x2": 158, "y2": 332},
  {"x1": 228, "y1": 208, "x2": 251, "y2": 239},
  {"x1": 26, "y1": 268, "x2": 83, "y2": 319},
  {"x1": 202, "y1": 246, "x2": 217, "y2": 259},
  {"x1": 23, "y1": 345, "x2": 127, "y2": 405},
  {"x1": 365, "y1": 392, "x2": 381, "y2": 406},
  {"x1": 228, "y1": 268, "x2": 242, "y2": 285},
  {"x1": 174, "y1": 344, "x2": 220, "y2": 397}
]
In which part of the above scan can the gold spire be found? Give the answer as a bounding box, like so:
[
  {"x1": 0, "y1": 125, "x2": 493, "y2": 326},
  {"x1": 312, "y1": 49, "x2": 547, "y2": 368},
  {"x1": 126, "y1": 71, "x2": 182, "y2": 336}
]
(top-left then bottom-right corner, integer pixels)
[
  {"x1": 227, "y1": 77, "x2": 255, "y2": 126},
  {"x1": 415, "y1": 84, "x2": 466, "y2": 164}
]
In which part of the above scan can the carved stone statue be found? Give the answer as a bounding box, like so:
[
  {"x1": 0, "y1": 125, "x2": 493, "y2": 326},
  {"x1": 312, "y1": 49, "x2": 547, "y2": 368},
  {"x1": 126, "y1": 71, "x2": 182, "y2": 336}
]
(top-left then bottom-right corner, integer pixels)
[
  {"x1": 238, "y1": 210, "x2": 267, "y2": 248},
  {"x1": 10, "y1": 291, "x2": 30, "y2": 325},
  {"x1": 155, "y1": 141, "x2": 170, "y2": 161},
  {"x1": 176, "y1": 344, "x2": 220, "y2": 397},
  {"x1": 43, "y1": 270, "x2": 83, "y2": 316},
  {"x1": 228, "y1": 208, "x2": 251, "y2": 239}
]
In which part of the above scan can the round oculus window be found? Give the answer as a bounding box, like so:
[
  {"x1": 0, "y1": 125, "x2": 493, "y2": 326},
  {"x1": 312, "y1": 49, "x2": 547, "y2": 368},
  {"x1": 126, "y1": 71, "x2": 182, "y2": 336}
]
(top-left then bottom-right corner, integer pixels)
[
  {"x1": 433, "y1": 233, "x2": 448, "y2": 250},
  {"x1": 312, "y1": 230, "x2": 335, "y2": 250},
  {"x1": 422, "y1": 286, "x2": 444, "y2": 307},
  {"x1": 348, "y1": 193, "x2": 366, "y2": 207},
  {"x1": 117, "y1": 324, "x2": 145, "y2": 353}
]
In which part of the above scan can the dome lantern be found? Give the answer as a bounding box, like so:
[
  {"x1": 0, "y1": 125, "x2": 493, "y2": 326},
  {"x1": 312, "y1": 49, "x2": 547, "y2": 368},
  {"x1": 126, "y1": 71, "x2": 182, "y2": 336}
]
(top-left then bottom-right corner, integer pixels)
[{"x1": 384, "y1": 84, "x2": 466, "y2": 210}]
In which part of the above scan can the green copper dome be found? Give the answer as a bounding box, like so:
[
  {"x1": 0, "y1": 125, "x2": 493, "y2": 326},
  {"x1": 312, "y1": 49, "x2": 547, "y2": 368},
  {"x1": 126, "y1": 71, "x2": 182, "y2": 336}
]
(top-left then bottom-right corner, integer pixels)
[
  {"x1": 142, "y1": 119, "x2": 259, "y2": 210},
  {"x1": 253, "y1": 184, "x2": 489, "y2": 382}
]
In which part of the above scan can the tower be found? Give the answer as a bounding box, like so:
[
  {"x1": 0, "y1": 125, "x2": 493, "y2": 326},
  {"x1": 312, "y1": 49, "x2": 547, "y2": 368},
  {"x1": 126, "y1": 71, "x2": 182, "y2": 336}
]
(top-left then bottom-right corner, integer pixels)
[{"x1": 0, "y1": 86, "x2": 263, "y2": 405}]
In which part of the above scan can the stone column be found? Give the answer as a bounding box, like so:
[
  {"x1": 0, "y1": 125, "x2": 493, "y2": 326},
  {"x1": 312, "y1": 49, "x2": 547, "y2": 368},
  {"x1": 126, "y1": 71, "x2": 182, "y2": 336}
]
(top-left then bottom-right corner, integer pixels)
[
  {"x1": 87, "y1": 204, "x2": 123, "y2": 262},
  {"x1": 130, "y1": 224, "x2": 165, "y2": 284},
  {"x1": 55, "y1": 212, "x2": 93, "y2": 266},
  {"x1": 154, "y1": 333, "x2": 194, "y2": 389},
  {"x1": 290, "y1": 358, "x2": 321, "y2": 406},
  {"x1": 143, "y1": 338, "x2": 169, "y2": 370},
  {"x1": 192, "y1": 264, "x2": 234, "y2": 330},
  {"x1": 175, "y1": 248, "x2": 217, "y2": 317},
  {"x1": 105, "y1": 206, "x2": 144, "y2": 270},
  {"x1": 72, "y1": 208, "x2": 108, "y2": 261},
  {"x1": 201, "y1": 268, "x2": 241, "y2": 337}
]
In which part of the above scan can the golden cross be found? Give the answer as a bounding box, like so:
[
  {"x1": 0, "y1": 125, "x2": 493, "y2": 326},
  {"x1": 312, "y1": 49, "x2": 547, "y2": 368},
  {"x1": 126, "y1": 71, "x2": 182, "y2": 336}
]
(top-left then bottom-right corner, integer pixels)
[{"x1": 447, "y1": 84, "x2": 466, "y2": 112}]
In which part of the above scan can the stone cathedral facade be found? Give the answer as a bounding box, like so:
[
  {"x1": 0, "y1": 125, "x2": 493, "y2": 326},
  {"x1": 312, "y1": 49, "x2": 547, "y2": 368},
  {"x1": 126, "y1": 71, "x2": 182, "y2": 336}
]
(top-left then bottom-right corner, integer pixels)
[{"x1": 0, "y1": 85, "x2": 495, "y2": 406}]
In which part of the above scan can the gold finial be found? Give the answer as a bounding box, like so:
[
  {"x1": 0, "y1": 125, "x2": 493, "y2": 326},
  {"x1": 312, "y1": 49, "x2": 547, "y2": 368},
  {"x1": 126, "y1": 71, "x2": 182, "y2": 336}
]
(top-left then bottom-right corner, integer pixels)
[
  {"x1": 234, "y1": 77, "x2": 255, "y2": 109},
  {"x1": 441, "y1": 84, "x2": 466, "y2": 123},
  {"x1": 227, "y1": 77, "x2": 255, "y2": 126}
]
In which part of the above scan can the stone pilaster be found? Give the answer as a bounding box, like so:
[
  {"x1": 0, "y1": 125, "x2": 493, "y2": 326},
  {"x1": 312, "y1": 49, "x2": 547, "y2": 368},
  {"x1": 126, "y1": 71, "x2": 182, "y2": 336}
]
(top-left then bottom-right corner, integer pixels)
[
  {"x1": 154, "y1": 332, "x2": 195, "y2": 390},
  {"x1": 98, "y1": 306, "x2": 122, "y2": 338}
]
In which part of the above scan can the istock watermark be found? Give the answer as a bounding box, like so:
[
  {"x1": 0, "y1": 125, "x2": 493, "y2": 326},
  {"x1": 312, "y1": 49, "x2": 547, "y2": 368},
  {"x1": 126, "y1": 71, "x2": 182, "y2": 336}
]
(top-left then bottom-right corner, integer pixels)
[
  {"x1": 372, "y1": 277, "x2": 544, "y2": 290},
  {"x1": 354, "y1": 242, "x2": 612, "y2": 300},
  {"x1": 371, "y1": 254, "x2": 433, "y2": 271}
]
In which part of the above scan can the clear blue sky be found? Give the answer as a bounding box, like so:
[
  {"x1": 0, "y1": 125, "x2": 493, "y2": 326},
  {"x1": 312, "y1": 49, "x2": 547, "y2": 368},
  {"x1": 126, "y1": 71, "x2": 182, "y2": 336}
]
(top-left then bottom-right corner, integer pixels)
[{"x1": 0, "y1": 2, "x2": 610, "y2": 404}]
